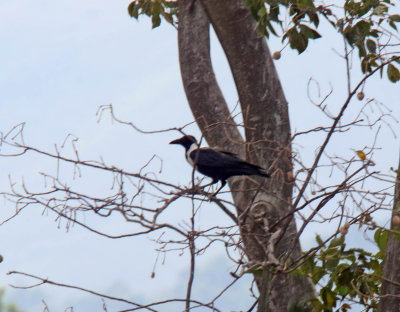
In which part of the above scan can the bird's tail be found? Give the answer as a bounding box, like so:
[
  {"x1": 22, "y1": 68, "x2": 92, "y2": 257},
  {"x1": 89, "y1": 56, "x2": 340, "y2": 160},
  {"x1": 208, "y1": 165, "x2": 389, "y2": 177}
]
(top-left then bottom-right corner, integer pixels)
[
  {"x1": 231, "y1": 163, "x2": 270, "y2": 178},
  {"x1": 258, "y1": 168, "x2": 270, "y2": 178},
  {"x1": 251, "y1": 166, "x2": 270, "y2": 178}
]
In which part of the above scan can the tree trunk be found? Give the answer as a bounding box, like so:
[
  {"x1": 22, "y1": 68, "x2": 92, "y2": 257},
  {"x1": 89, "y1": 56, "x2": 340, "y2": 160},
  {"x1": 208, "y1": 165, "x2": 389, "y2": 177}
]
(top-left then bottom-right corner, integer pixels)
[
  {"x1": 380, "y1": 154, "x2": 400, "y2": 311},
  {"x1": 178, "y1": 0, "x2": 315, "y2": 310}
]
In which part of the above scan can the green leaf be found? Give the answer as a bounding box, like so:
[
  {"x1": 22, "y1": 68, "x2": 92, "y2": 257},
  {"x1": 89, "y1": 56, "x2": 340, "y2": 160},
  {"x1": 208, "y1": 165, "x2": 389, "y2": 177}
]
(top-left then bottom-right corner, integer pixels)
[
  {"x1": 361, "y1": 57, "x2": 371, "y2": 73},
  {"x1": 258, "y1": 6, "x2": 267, "y2": 17},
  {"x1": 265, "y1": 19, "x2": 278, "y2": 36},
  {"x1": 389, "y1": 20, "x2": 398, "y2": 31},
  {"x1": 312, "y1": 267, "x2": 326, "y2": 284},
  {"x1": 326, "y1": 257, "x2": 340, "y2": 270},
  {"x1": 369, "y1": 259, "x2": 381, "y2": 274},
  {"x1": 163, "y1": 13, "x2": 173, "y2": 24},
  {"x1": 357, "y1": 3, "x2": 372, "y2": 17},
  {"x1": 127, "y1": 2, "x2": 140, "y2": 19},
  {"x1": 307, "y1": 11, "x2": 319, "y2": 27},
  {"x1": 389, "y1": 14, "x2": 400, "y2": 22},
  {"x1": 356, "y1": 20, "x2": 372, "y2": 35},
  {"x1": 374, "y1": 228, "x2": 389, "y2": 252},
  {"x1": 151, "y1": 14, "x2": 161, "y2": 28},
  {"x1": 344, "y1": 20, "x2": 371, "y2": 45},
  {"x1": 299, "y1": 24, "x2": 321, "y2": 39},
  {"x1": 316, "y1": 234, "x2": 324, "y2": 246},
  {"x1": 359, "y1": 277, "x2": 371, "y2": 295},
  {"x1": 366, "y1": 39, "x2": 377, "y2": 53},
  {"x1": 372, "y1": 4, "x2": 388, "y2": 15},
  {"x1": 387, "y1": 63, "x2": 400, "y2": 83},
  {"x1": 297, "y1": 0, "x2": 315, "y2": 9},
  {"x1": 337, "y1": 285, "x2": 349, "y2": 297},
  {"x1": 323, "y1": 247, "x2": 339, "y2": 258},
  {"x1": 369, "y1": 29, "x2": 380, "y2": 38},
  {"x1": 269, "y1": 7, "x2": 280, "y2": 23},
  {"x1": 320, "y1": 287, "x2": 337, "y2": 308},
  {"x1": 163, "y1": 1, "x2": 178, "y2": 9},
  {"x1": 288, "y1": 27, "x2": 308, "y2": 54},
  {"x1": 356, "y1": 42, "x2": 367, "y2": 57},
  {"x1": 329, "y1": 235, "x2": 345, "y2": 248},
  {"x1": 337, "y1": 266, "x2": 353, "y2": 286},
  {"x1": 303, "y1": 256, "x2": 315, "y2": 272},
  {"x1": 309, "y1": 298, "x2": 324, "y2": 311}
]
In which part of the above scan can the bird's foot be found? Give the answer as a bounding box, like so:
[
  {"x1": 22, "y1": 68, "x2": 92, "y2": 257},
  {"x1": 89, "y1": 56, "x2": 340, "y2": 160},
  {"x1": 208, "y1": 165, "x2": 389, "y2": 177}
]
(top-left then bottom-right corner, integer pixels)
[
  {"x1": 195, "y1": 185, "x2": 205, "y2": 194},
  {"x1": 207, "y1": 192, "x2": 217, "y2": 201},
  {"x1": 207, "y1": 189, "x2": 223, "y2": 201}
]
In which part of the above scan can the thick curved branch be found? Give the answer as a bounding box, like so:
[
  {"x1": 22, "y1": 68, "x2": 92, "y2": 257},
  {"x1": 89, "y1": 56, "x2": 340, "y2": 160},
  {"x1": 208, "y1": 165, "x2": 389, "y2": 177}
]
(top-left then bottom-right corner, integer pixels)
[
  {"x1": 199, "y1": 0, "x2": 291, "y2": 178},
  {"x1": 177, "y1": 0, "x2": 244, "y2": 154}
]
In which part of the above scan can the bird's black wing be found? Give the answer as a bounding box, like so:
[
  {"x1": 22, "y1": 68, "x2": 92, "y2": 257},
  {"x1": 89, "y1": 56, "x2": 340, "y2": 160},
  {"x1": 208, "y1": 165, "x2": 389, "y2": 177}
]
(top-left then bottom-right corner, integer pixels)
[
  {"x1": 189, "y1": 147, "x2": 270, "y2": 179},
  {"x1": 216, "y1": 150, "x2": 240, "y2": 158},
  {"x1": 189, "y1": 147, "x2": 243, "y2": 167}
]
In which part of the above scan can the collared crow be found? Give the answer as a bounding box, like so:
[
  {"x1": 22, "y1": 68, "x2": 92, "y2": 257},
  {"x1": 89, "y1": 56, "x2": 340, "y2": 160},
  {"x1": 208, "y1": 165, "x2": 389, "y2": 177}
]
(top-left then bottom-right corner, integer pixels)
[{"x1": 170, "y1": 135, "x2": 270, "y2": 195}]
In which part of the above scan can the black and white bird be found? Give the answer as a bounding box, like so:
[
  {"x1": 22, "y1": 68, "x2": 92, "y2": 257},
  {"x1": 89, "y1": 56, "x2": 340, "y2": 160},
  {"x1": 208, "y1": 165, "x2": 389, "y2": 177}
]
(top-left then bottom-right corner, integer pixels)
[{"x1": 170, "y1": 135, "x2": 270, "y2": 195}]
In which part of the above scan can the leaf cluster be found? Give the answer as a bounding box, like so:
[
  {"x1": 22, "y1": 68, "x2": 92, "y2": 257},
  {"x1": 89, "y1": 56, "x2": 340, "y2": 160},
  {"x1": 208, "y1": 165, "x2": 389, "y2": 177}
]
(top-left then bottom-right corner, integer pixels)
[
  {"x1": 128, "y1": 0, "x2": 178, "y2": 28},
  {"x1": 126, "y1": 0, "x2": 400, "y2": 83},
  {"x1": 341, "y1": 0, "x2": 400, "y2": 82},
  {"x1": 246, "y1": 0, "x2": 400, "y2": 82},
  {"x1": 294, "y1": 231, "x2": 391, "y2": 312},
  {"x1": 246, "y1": 0, "x2": 323, "y2": 53}
]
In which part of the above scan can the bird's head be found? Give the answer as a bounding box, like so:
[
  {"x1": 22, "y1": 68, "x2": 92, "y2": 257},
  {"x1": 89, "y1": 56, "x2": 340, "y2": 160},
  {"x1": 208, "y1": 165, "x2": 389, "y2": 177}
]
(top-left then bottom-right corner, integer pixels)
[{"x1": 169, "y1": 135, "x2": 198, "y2": 150}]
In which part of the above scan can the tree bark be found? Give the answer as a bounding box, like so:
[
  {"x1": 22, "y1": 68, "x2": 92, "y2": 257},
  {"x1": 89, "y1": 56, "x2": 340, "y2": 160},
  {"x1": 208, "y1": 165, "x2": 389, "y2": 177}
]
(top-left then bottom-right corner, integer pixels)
[
  {"x1": 177, "y1": 0, "x2": 244, "y2": 153},
  {"x1": 178, "y1": 0, "x2": 315, "y2": 310},
  {"x1": 380, "y1": 154, "x2": 400, "y2": 311}
]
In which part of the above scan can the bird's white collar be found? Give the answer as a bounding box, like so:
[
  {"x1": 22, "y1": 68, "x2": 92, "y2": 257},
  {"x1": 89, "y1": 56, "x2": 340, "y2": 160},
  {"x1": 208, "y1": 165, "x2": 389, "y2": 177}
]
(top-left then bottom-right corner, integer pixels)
[{"x1": 185, "y1": 143, "x2": 199, "y2": 167}]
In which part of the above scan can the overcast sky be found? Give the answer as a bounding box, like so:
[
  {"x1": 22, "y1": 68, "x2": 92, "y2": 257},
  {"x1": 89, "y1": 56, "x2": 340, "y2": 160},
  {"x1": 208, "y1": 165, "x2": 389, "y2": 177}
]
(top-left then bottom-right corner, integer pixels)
[{"x1": 0, "y1": 1, "x2": 399, "y2": 311}]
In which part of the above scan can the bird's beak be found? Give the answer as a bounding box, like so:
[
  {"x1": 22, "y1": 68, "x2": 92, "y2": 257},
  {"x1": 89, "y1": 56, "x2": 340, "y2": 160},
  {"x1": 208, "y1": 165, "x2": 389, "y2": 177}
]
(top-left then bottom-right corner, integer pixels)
[{"x1": 169, "y1": 138, "x2": 181, "y2": 145}]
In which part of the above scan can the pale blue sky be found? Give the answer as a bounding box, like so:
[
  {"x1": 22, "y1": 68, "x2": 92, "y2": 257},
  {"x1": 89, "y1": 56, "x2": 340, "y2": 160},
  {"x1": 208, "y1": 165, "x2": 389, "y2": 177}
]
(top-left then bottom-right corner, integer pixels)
[{"x1": 0, "y1": 1, "x2": 399, "y2": 311}]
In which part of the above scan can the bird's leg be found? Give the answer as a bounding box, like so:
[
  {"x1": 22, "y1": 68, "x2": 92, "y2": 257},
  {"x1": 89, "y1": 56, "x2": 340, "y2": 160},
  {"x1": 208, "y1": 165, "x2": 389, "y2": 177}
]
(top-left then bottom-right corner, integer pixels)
[{"x1": 211, "y1": 180, "x2": 226, "y2": 197}]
